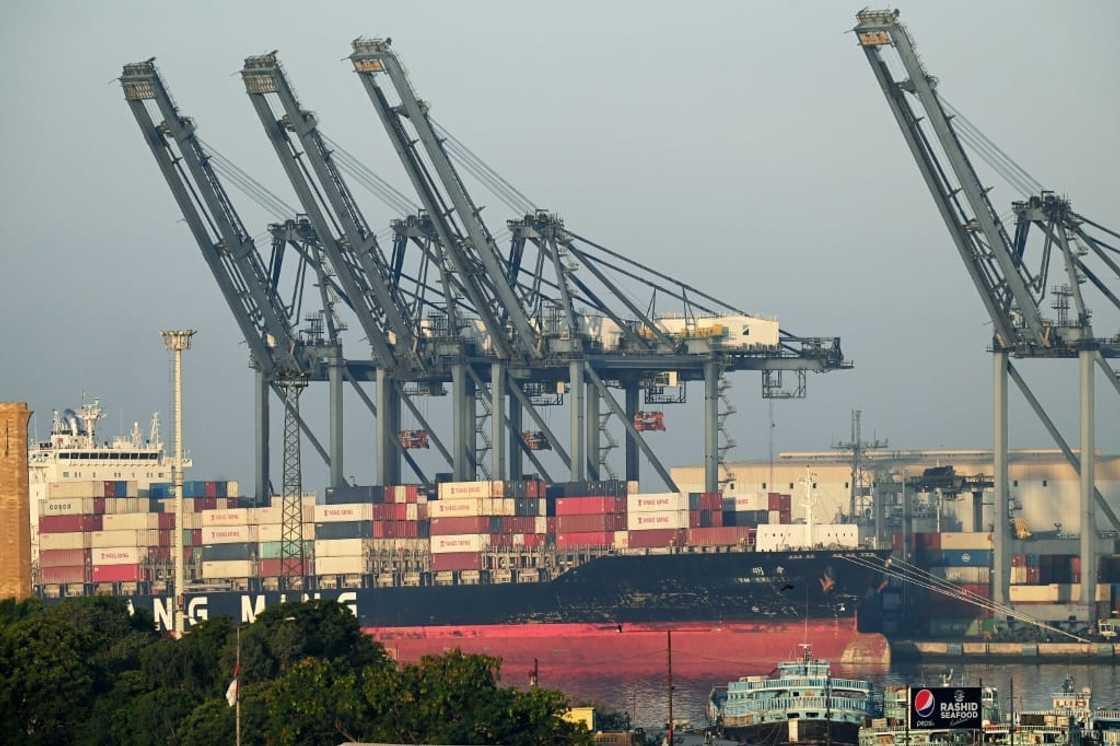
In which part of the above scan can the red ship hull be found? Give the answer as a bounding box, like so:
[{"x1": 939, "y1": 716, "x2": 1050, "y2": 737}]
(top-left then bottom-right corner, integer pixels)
[{"x1": 365, "y1": 620, "x2": 890, "y2": 677}]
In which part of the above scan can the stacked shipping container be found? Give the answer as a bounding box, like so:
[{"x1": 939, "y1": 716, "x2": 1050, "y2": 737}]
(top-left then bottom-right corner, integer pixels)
[{"x1": 37, "y1": 480, "x2": 238, "y2": 588}]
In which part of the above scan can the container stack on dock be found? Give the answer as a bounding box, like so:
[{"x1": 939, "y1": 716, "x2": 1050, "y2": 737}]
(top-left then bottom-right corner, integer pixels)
[{"x1": 431, "y1": 479, "x2": 545, "y2": 577}]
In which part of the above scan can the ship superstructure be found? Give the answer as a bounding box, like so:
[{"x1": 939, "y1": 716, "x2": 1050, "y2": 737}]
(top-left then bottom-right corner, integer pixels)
[{"x1": 28, "y1": 398, "x2": 187, "y2": 568}]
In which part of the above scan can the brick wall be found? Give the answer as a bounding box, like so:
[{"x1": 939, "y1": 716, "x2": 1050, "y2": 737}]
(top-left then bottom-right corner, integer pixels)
[{"x1": 0, "y1": 402, "x2": 31, "y2": 600}]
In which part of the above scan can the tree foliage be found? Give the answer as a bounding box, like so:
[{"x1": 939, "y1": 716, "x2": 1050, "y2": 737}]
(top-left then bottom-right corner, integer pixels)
[{"x1": 1, "y1": 597, "x2": 596, "y2": 745}]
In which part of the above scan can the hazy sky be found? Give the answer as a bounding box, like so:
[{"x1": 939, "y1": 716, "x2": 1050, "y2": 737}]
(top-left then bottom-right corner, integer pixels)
[{"x1": 2, "y1": 1, "x2": 1117, "y2": 491}]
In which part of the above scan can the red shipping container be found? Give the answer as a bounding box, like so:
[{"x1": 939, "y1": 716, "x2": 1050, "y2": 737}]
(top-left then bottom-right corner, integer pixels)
[
  {"x1": 41, "y1": 565, "x2": 86, "y2": 584},
  {"x1": 546, "y1": 517, "x2": 558, "y2": 534},
  {"x1": 205, "y1": 481, "x2": 218, "y2": 498},
  {"x1": 158, "y1": 530, "x2": 172, "y2": 547},
  {"x1": 779, "y1": 510, "x2": 791, "y2": 525},
  {"x1": 372, "y1": 503, "x2": 408, "y2": 521},
  {"x1": 916, "y1": 532, "x2": 941, "y2": 550},
  {"x1": 686, "y1": 527, "x2": 751, "y2": 546},
  {"x1": 520, "y1": 534, "x2": 547, "y2": 548},
  {"x1": 556, "y1": 531, "x2": 614, "y2": 548},
  {"x1": 555, "y1": 496, "x2": 625, "y2": 516},
  {"x1": 1027, "y1": 567, "x2": 1041, "y2": 583},
  {"x1": 39, "y1": 514, "x2": 83, "y2": 533},
  {"x1": 961, "y1": 583, "x2": 991, "y2": 598},
  {"x1": 431, "y1": 552, "x2": 482, "y2": 572},
  {"x1": 1011, "y1": 553, "x2": 1025, "y2": 567},
  {"x1": 258, "y1": 558, "x2": 313, "y2": 577},
  {"x1": 39, "y1": 548, "x2": 89, "y2": 568},
  {"x1": 489, "y1": 533, "x2": 515, "y2": 548},
  {"x1": 93, "y1": 498, "x2": 106, "y2": 514},
  {"x1": 627, "y1": 529, "x2": 684, "y2": 548},
  {"x1": 191, "y1": 529, "x2": 202, "y2": 546},
  {"x1": 556, "y1": 514, "x2": 624, "y2": 533},
  {"x1": 159, "y1": 513, "x2": 176, "y2": 530},
  {"x1": 431, "y1": 516, "x2": 493, "y2": 535},
  {"x1": 498, "y1": 517, "x2": 538, "y2": 534},
  {"x1": 92, "y1": 564, "x2": 145, "y2": 583}
]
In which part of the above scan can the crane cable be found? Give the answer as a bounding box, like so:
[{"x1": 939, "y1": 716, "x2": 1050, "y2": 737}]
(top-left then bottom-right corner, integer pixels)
[{"x1": 840, "y1": 553, "x2": 1089, "y2": 642}]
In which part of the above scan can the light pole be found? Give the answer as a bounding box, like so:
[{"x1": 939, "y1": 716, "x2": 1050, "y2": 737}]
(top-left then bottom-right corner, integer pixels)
[{"x1": 162, "y1": 329, "x2": 196, "y2": 637}]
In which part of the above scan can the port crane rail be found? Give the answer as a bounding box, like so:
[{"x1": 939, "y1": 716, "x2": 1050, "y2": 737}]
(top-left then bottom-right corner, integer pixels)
[
  {"x1": 854, "y1": 8, "x2": 1120, "y2": 614},
  {"x1": 121, "y1": 38, "x2": 850, "y2": 499}
]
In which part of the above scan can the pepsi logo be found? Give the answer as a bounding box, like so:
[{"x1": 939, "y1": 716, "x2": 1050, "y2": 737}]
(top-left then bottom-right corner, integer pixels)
[{"x1": 914, "y1": 688, "x2": 936, "y2": 718}]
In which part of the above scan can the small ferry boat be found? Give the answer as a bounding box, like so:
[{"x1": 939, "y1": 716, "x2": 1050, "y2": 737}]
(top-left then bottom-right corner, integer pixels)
[{"x1": 707, "y1": 645, "x2": 880, "y2": 745}]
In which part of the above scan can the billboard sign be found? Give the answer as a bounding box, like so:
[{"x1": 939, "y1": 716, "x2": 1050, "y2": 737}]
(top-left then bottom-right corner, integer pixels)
[{"x1": 909, "y1": 687, "x2": 982, "y2": 730}]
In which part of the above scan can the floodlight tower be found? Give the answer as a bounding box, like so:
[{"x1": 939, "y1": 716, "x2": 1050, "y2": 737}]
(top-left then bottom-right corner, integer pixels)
[{"x1": 162, "y1": 329, "x2": 196, "y2": 637}]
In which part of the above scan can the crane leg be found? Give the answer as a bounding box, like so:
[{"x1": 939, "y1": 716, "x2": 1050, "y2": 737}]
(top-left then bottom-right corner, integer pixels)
[
  {"x1": 625, "y1": 381, "x2": 640, "y2": 483},
  {"x1": 376, "y1": 369, "x2": 401, "y2": 485},
  {"x1": 704, "y1": 361, "x2": 720, "y2": 494},
  {"x1": 491, "y1": 363, "x2": 506, "y2": 480},
  {"x1": 329, "y1": 349, "x2": 344, "y2": 488},
  {"x1": 1080, "y1": 350, "x2": 1097, "y2": 616},
  {"x1": 255, "y1": 369, "x2": 270, "y2": 504},
  {"x1": 587, "y1": 383, "x2": 601, "y2": 481},
  {"x1": 569, "y1": 361, "x2": 586, "y2": 482},
  {"x1": 508, "y1": 389, "x2": 523, "y2": 480},
  {"x1": 992, "y1": 351, "x2": 1010, "y2": 610}
]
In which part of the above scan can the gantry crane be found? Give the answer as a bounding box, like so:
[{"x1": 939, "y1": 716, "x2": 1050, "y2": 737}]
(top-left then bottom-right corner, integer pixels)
[
  {"x1": 120, "y1": 61, "x2": 350, "y2": 503},
  {"x1": 122, "y1": 41, "x2": 853, "y2": 497},
  {"x1": 854, "y1": 8, "x2": 1120, "y2": 615}
]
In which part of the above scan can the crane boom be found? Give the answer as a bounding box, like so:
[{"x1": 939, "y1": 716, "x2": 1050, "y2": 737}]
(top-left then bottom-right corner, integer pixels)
[
  {"x1": 239, "y1": 58, "x2": 398, "y2": 369},
  {"x1": 242, "y1": 54, "x2": 420, "y2": 366},
  {"x1": 854, "y1": 9, "x2": 1047, "y2": 350},
  {"x1": 120, "y1": 61, "x2": 301, "y2": 377},
  {"x1": 349, "y1": 38, "x2": 540, "y2": 360}
]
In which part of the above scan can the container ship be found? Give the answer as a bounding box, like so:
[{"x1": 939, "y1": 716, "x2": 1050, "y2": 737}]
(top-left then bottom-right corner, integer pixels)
[{"x1": 31, "y1": 408, "x2": 891, "y2": 675}]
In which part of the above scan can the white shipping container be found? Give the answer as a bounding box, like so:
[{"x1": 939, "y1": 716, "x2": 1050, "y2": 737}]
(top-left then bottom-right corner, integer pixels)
[
  {"x1": 90, "y1": 530, "x2": 147, "y2": 549},
  {"x1": 314, "y1": 538, "x2": 367, "y2": 558},
  {"x1": 314, "y1": 504, "x2": 373, "y2": 523},
  {"x1": 92, "y1": 546, "x2": 144, "y2": 565},
  {"x1": 102, "y1": 513, "x2": 159, "y2": 531},
  {"x1": 755, "y1": 524, "x2": 858, "y2": 551},
  {"x1": 253, "y1": 506, "x2": 282, "y2": 524},
  {"x1": 48, "y1": 481, "x2": 103, "y2": 499},
  {"x1": 613, "y1": 530, "x2": 630, "y2": 550},
  {"x1": 767, "y1": 510, "x2": 781, "y2": 524},
  {"x1": 1011, "y1": 566, "x2": 1028, "y2": 584},
  {"x1": 489, "y1": 498, "x2": 515, "y2": 517},
  {"x1": 103, "y1": 498, "x2": 146, "y2": 514},
  {"x1": 202, "y1": 525, "x2": 258, "y2": 544},
  {"x1": 316, "y1": 555, "x2": 367, "y2": 575},
  {"x1": 437, "y1": 480, "x2": 505, "y2": 500},
  {"x1": 1009, "y1": 585, "x2": 1058, "y2": 603},
  {"x1": 202, "y1": 508, "x2": 252, "y2": 527},
  {"x1": 627, "y1": 510, "x2": 688, "y2": 531},
  {"x1": 428, "y1": 499, "x2": 488, "y2": 518},
  {"x1": 934, "y1": 566, "x2": 991, "y2": 584},
  {"x1": 627, "y1": 493, "x2": 688, "y2": 513},
  {"x1": 40, "y1": 497, "x2": 95, "y2": 516},
  {"x1": 39, "y1": 531, "x2": 90, "y2": 550},
  {"x1": 256, "y1": 522, "x2": 312, "y2": 543},
  {"x1": 406, "y1": 504, "x2": 419, "y2": 521},
  {"x1": 430, "y1": 533, "x2": 489, "y2": 554},
  {"x1": 940, "y1": 532, "x2": 994, "y2": 550},
  {"x1": 368, "y1": 538, "x2": 429, "y2": 552},
  {"x1": 202, "y1": 560, "x2": 255, "y2": 579},
  {"x1": 627, "y1": 481, "x2": 639, "y2": 495},
  {"x1": 535, "y1": 517, "x2": 548, "y2": 534},
  {"x1": 726, "y1": 494, "x2": 768, "y2": 512}
]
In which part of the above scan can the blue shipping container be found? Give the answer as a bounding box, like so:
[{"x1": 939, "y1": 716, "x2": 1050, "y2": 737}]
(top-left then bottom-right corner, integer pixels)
[{"x1": 939, "y1": 549, "x2": 993, "y2": 567}]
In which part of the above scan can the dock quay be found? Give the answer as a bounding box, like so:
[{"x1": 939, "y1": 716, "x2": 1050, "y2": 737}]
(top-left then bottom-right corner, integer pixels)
[{"x1": 892, "y1": 639, "x2": 1120, "y2": 662}]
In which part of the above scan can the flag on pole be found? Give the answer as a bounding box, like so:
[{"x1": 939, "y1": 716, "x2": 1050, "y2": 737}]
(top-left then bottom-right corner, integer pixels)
[{"x1": 226, "y1": 662, "x2": 240, "y2": 707}]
